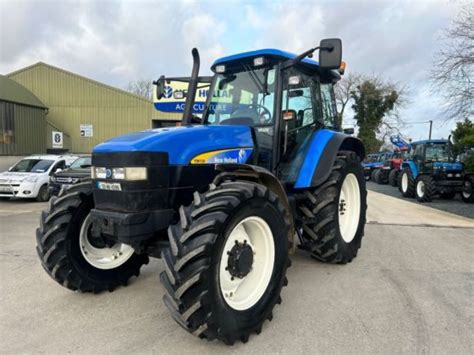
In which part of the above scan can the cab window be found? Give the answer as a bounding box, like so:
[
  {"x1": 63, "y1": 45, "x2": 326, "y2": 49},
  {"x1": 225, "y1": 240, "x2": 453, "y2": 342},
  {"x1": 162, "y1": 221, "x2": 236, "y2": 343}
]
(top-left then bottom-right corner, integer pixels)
[{"x1": 320, "y1": 83, "x2": 337, "y2": 128}]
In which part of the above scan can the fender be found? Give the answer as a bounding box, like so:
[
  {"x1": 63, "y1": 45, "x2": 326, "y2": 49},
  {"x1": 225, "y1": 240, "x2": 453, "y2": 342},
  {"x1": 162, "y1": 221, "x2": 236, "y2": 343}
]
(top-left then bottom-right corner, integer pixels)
[
  {"x1": 402, "y1": 161, "x2": 419, "y2": 179},
  {"x1": 213, "y1": 163, "x2": 296, "y2": 251},
  {"x1": 294, "y1": 129, "x2": 365, "y2": 189}
]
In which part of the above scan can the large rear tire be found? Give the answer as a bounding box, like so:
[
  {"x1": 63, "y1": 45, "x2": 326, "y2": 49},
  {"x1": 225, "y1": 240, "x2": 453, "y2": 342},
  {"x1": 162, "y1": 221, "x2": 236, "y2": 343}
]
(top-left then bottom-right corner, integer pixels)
[
  {"x1": 398, "y1": 168, "x2": 415, "y2": 198},
  {"x1": 389, "y1": 169, "x2": 399, "y2": 187},
  {"x1": 36, "y1": 183, "x2": 148, "y2": 292},
  {"x1": 374, "y1": 169, "x2": 384, "y2": 184},
  {"x1": 159, "y1": 180, "x2": 291, "y2": 344},
  {"x1": 296, "y1": 151, "x2": 367, "y2": 264}
]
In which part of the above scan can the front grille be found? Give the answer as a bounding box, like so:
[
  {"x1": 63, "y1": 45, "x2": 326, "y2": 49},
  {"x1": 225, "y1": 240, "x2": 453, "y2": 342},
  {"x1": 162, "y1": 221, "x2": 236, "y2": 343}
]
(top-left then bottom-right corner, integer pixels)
[{"x1": 56, "y1": 177, "x2": 75, "y2": 184}]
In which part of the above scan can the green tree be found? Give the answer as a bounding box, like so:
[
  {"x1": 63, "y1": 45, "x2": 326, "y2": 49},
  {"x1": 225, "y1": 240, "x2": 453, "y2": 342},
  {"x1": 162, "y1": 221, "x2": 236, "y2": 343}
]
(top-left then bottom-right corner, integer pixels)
[
  {"x1": 351, "y1": 79, "x2": 401, "y2": 153},
  {"x1": 451, "y1": 119, "x2": 474, "y2": 172}
]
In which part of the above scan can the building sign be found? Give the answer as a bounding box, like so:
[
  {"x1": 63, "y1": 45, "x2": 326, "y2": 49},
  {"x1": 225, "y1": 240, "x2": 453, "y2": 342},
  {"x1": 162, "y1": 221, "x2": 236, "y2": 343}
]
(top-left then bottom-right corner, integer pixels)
[
  {"x1": 52, "y1": 131, "x2": 63, "y2": 148},
  {"x1": 154, "y1": 80, "x2": 210, "y2": 114},
  {"x1": 153, "y1": 80, "x2": 242, "y2": 115},
  {"x1": 80, "y1": 124, "x2": 93, "y2": 137}
]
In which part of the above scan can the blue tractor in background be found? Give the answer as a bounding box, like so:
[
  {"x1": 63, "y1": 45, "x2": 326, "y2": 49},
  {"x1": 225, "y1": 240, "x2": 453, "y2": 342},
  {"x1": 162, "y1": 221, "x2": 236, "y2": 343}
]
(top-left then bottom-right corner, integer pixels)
[
  {"x1": 362, "y1": 153, "x2": 385, "y2": 181},
  {"x1": 398, "y1": 139, "x2": 466, "y2": 202},
  {"x1": 36, "y1": 39, "x2": 367, "y2": 344}
]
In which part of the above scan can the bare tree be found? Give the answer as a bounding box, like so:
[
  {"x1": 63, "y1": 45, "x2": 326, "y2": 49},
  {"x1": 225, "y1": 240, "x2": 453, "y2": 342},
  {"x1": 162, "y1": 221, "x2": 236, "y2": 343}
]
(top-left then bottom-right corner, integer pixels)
[
  {"x1": 334, "y1": 72, "x2": 362, "y2": 127},
  {"x1": 125, "y1": 79, "x2": 154, "y2": 99},
  {"x1": 431, "y1": 6, "x2": 474, "y2": 121}
]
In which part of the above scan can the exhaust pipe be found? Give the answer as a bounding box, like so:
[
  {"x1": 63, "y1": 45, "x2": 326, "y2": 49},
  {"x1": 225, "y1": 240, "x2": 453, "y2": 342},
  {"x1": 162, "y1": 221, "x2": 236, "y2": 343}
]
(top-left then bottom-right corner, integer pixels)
[{"x1": 182, "y1": 48, "x2": 200, "y2": 125}]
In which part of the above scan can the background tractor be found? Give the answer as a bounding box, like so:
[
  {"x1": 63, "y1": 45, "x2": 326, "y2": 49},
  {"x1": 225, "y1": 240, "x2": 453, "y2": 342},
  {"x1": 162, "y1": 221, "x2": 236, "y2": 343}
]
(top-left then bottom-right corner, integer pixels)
[
  {"x1": 36, "y1": 39, "x2": 368, "y2": 344},
  {"x1": 373, "y1": 135, "x2": 410, "y2": 186},
  {"x1": 398, "y1": 139, "x2": 465, "y2": 202},
  {"x1": 362, "y1": 153, "x2": 384, "y2": 181}
]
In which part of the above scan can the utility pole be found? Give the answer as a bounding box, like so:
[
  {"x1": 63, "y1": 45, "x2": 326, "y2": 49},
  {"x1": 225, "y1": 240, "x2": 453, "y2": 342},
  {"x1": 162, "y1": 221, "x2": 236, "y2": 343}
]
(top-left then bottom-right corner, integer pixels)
[{"x1": 429, "y1": 120, "x2": 433, "y2": 140}]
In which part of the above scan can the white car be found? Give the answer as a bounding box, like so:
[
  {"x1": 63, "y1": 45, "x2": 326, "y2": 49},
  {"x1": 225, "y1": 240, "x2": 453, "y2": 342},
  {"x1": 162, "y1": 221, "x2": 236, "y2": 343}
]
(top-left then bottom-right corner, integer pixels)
[{"x1": 0, "y1": 155, "x2": 78, "y2": 201}]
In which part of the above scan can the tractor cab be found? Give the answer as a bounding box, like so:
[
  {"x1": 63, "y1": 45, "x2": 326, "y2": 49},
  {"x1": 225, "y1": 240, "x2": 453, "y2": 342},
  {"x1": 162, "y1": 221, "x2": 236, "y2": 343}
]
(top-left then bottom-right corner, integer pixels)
[{"x1": 202, "y1": 48, "x2": 343, "y2": 177}]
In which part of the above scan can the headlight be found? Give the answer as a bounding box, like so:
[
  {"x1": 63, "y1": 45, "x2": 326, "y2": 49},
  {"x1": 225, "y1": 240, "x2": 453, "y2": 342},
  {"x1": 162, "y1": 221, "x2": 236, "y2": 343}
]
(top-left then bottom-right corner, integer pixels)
[
  {"x1": 113, "y1": 167, "x2": 147, "y2": 181},
  {"x1": 50, "y1": 176, "x2": 56, "y2": 183},
  {"x1": 92, "y1": 167, "x2": 107, "y2": 179},
  {"x1": 92, "y1": 166, "x2": 147, "y2": 181},
  {"x1": 24, "y1": 176, "x2": 38, "y2": 183}
]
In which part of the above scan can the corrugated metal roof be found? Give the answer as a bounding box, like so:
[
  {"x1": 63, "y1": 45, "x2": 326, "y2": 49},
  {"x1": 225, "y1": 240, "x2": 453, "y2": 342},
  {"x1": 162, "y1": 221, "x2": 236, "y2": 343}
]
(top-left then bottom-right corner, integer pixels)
[
  {"x1": 0, "y1": 75, "x2": 46, "y2": 108},
  {"x1": 7, "y1": 62, "x2": 151, "y2": 104}
]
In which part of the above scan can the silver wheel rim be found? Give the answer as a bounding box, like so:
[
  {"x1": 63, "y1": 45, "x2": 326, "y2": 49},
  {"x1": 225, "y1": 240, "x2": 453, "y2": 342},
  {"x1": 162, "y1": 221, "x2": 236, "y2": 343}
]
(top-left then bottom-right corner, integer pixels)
[
  {"x1": 338, "y1": 173, "x2": 361, "y2": 243},
  {"x1": 416, "y1": 180, "x2": 425, "y2": 198},
  {"x1": 79, "y1": 214, "x2": 134, "y2": 270},
  {"x1": 219, "y1": 216, "x2": 275, "y2": 311},
  {"x1": 402, "y1": 173, "x2": 408, "y2": 192}
]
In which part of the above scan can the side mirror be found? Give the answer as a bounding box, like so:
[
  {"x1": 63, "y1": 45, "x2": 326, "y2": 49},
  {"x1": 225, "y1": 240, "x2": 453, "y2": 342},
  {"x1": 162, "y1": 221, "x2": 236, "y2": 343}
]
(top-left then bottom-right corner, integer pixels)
[
  {"x1": 319, "y1": 38, "x2": 342, "y2": 70},
  {"x1": 343, "y1": 127, "x2": 354, "y2": 135},
  {"x1": 153, "y1": 75, "x2": 166, "y2": 99}
]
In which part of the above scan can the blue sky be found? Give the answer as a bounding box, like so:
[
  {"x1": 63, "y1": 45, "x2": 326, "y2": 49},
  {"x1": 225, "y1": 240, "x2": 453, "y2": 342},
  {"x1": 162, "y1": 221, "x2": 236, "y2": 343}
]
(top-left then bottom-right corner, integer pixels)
[{"x1": 0, "y1": 0, "x2": 467, "y2": 141}]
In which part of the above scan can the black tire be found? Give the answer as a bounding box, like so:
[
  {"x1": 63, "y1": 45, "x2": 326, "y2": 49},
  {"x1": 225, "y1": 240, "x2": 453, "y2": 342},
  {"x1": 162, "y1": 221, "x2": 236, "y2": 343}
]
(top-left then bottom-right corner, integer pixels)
[
  {"x1": 374, "y1": 169, "x2": 384, "y2": 184},
  {"x1": 389, "y1": 169, "x2": 399, "y2": 187},
  {"x1": 159, "y1": 180, "x2": 291, "y2": 345},
  {"x1": 36, "y1": 182, "x2": 148, "y2": 293},
  {"x1": 36, "y1": 184, "x2": 50, "y2": 202},
  {"x1": 371, "y1": 169, "x2": 378, "y2": 182},
  {"x1": 461, "y1": 177, "x2": 474, "y2": 203},
  {"x1": 415, "y1": 175, "x2": 436, "y2": 202},
  {"x1": 440, "y1": 191, "x2": 456, "y2": 200},
  {"x1": 296, "y1": 150, "x2": 367, "y2": 264},
  {"x1": 398, "y1": 168, "x2": 415, "y2": 198}
]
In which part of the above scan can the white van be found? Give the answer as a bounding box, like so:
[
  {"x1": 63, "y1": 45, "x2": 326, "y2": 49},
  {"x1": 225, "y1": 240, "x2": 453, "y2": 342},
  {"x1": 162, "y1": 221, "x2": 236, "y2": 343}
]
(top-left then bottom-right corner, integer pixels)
[{"x1": 0, "y1": 155, "x2": 78, "y2": 201}]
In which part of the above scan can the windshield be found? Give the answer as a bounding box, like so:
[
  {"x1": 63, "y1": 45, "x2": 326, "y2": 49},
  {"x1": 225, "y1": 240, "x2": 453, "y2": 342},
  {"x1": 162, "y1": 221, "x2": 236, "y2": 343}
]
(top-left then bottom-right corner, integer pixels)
[
  {"x1": 10, "y1": 159, "x2": 54, "y2": 173},
  {"x1": 425, "y1": 143, "x2": 452, "y2": 162},
  {"x1": 205, "y1": 66, "x2": 276, "y2": 126},
  {"x1": 70, "y1": 156, "x2": 92, "y2": 169}
]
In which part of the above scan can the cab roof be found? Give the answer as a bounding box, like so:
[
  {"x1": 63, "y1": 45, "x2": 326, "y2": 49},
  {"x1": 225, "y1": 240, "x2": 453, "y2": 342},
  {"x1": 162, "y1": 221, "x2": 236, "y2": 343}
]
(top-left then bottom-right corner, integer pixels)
[
  {"x1": 213, "y1": 48, "x2": 318, "y2": 67},
  {"x1": 212, "y1": 48, "x2": 340, "y2": 79},
  {"x1": 412, "y1": 139, "x2": 449, "y2": 145}
]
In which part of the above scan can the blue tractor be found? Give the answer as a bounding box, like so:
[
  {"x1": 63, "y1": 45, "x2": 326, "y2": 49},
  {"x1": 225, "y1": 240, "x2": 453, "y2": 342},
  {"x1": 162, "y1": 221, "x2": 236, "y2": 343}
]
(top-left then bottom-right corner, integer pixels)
[
  {"x1": 362, "y1": 153, "x2": 385, "y2": 180},
  {"x1": 398, "y1": 139, "x2": 465, "y2": 202},
  {"x1": 36, "y1": 39, "x2": 367, "y2": 344}
]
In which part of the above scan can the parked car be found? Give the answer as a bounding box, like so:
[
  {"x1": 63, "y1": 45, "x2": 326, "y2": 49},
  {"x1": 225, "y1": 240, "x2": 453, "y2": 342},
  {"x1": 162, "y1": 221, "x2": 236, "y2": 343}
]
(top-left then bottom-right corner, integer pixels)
[
  {"x1": 49, "y1": 155, "x2": 91, "y2": 196},
  {"x1": 0, "y1": 155, "x2": 78, "y2": 201}
]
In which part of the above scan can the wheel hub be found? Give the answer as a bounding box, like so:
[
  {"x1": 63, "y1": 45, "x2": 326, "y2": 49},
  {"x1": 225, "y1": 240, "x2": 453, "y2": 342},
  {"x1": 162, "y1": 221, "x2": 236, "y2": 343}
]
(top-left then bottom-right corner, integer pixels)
[{"x1": 227, "y1": 240, "x2": 254, "y2": 279}]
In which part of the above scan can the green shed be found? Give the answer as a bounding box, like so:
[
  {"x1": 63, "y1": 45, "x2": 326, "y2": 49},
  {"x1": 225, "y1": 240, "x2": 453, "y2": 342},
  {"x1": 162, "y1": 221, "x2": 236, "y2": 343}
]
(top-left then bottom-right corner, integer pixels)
[
  {"x1": 7, "y1": 62, "x2": 176, "y2": 154},
  {"x1": 0, "y1": 75, "x2": 47, "y2": 155}
]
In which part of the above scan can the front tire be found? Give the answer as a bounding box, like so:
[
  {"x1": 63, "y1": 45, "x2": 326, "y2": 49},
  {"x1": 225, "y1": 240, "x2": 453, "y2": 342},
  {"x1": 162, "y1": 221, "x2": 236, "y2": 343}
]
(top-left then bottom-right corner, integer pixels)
[
  {"x1": 159, "y1": 180, "x2": 291, "y2": 344},
  {"x1": 398, "y1": 168, "x2": 415, "y2": 197},
  {"x1": 36, "y1": 183, "x2": 148, "y2": 292},
  {"x1": 462, "y1": 177, "x2": 474, "y2": 203},
  {"x1": 296, "y1": 151, "x2": 367, "y2": 264},
  {"x1": 415, "y1": 175, "x2": 435, "y2": 202},
  {"x1": 389, "y1": 169, "x2": 399, "y2": 187},
  {"x1": 36, "y1": 184, "x2": 50, "y2": 202}
]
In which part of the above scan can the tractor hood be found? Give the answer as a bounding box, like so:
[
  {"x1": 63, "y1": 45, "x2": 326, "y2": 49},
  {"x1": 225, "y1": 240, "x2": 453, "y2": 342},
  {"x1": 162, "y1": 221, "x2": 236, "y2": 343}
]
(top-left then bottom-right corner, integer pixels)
[
  {"x1": 433, "y1": 161, "x2": 463, "y2": 171},
  {"x1": 93, "y1": 125, "x2": 254, "y2": 165}
]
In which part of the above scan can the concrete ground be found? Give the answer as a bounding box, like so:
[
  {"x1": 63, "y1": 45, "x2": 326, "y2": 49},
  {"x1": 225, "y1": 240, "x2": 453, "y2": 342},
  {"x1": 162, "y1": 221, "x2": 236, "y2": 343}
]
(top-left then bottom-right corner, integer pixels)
[
  {"x1": 367, "y1": 180, "x2": 474, "y2": 220},
  {"x1": 0, "y1": 192, "x2": 473, "y2": 354}
]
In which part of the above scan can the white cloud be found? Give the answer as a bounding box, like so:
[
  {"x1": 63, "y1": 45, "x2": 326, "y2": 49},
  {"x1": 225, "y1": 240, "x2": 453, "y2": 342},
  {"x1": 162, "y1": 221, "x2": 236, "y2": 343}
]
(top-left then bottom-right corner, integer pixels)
[{"x1": 0, "y1": 0, "x2": 466, "y2": 141}]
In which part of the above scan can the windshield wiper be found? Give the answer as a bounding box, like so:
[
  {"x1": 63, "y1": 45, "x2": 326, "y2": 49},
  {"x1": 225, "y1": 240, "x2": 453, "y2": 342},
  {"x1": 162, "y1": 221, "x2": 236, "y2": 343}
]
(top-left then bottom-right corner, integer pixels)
[{"x1": 243, "y1": 64, "x2": 266, "y2": 95}]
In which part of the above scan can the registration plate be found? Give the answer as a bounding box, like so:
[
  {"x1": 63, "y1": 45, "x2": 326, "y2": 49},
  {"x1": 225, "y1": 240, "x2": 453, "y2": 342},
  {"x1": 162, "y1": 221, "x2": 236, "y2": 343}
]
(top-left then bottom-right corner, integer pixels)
[
  {"x1": 0, "y1": 186, "x2": 12, "y2": 193},
  {"x1": 97, "y1": 182, "x2": 122, "y2": 191}
]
